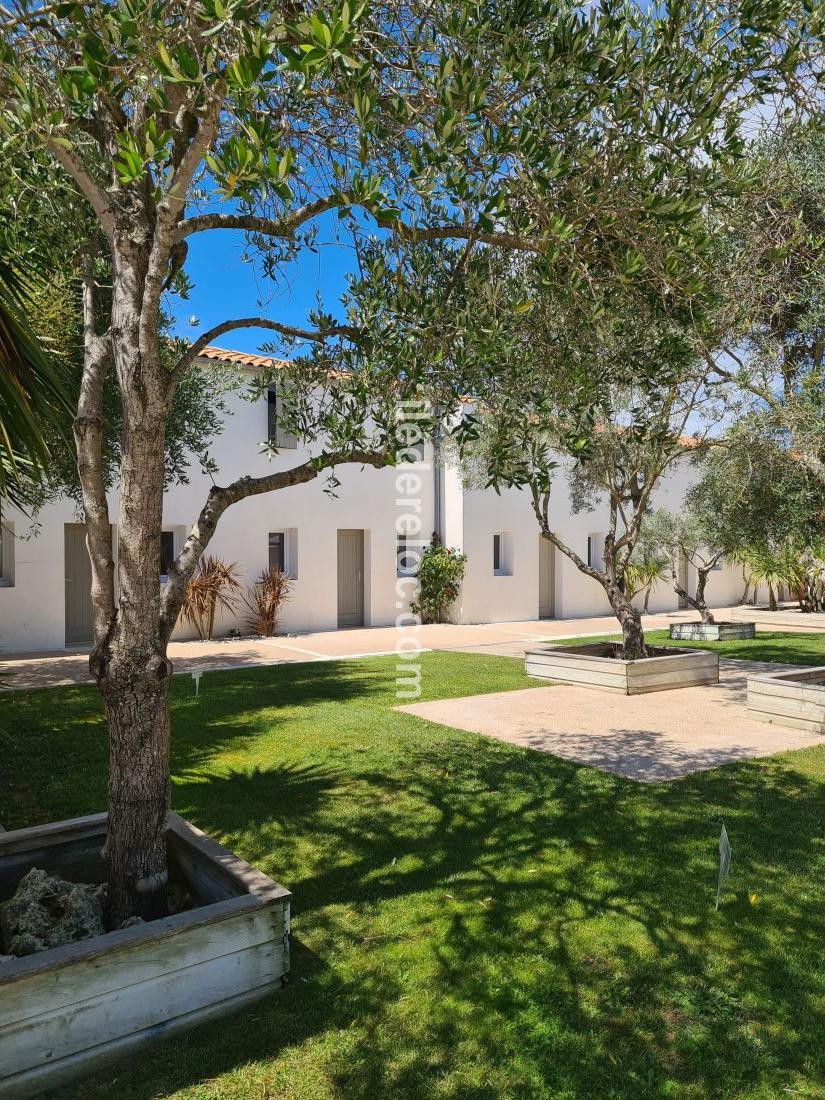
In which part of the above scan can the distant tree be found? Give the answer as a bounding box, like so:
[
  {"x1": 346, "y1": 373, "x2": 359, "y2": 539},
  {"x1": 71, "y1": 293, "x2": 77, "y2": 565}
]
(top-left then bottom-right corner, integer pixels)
[
  {"x1": 703, "y1": 123, "x2": 825, "y2": 485},
  {"x1": 623, "y1": 543, "x2": 670, "y2": 615},
  {"x1": 686, "y1": 419, "x2": 825, "y2": 610},
  {"x1": 639, "y1": 507, "x2": 725, "y2": 624}
]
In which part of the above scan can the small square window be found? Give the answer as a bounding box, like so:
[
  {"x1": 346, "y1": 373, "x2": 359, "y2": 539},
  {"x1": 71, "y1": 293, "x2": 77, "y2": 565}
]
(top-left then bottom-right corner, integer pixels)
[
  {"x1": 0, "y1": 520, "x2": 14, "y2": 586},
  {"x1": 269, "y1": 531, "x2": 286, "y2": 572},
  {"x1": 493, "y1": 532, "x2": 512, "y2": 576},
  {"x1": 159, "y1": 530, "x2": 175, "y2": 582},
  {"x1": 267, "y1": 387, "x2": 298, "y2": 449},
  {"x1": 587, "y1": 533, "x2": 605, "y2": 571},
  {"x1": 397, "y1": 533, "x2": 419, "y2": 577}
]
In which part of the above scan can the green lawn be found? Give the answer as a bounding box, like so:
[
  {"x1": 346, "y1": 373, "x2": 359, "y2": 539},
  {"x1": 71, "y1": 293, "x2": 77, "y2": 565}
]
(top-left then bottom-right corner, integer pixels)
[
  {"x1": 2, "y1": 651, "x2": 825, "y2": 1099},
  {"x1": 553, "y1": 628, "x2": 825, "y2": 666}
]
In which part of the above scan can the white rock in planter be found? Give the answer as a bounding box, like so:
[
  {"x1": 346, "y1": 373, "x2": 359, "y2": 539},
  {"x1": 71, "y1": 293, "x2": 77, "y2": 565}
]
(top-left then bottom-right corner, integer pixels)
[
  {"x1": 0, "y1": 867, "x2": 106, "y2": 957},
  {"x1": 668, "y1": 621, "x2": 756, "y2": 642},
  {"x1": 0, "y1": 813, "x2": 291, "y2": 1100},
  {"x1": 525, "y1": 642, "x2": 719, "y2": 694}
]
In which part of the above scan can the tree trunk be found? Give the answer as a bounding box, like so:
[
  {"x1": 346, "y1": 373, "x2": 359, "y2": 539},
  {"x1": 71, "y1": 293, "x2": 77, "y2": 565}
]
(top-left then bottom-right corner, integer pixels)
[
  {"x1": 99, "y1": 665, "x2": 171, "y2": 924},
  {"x1": 671, "y1": 565, "x2": 716, "y2": 625},
  {"x1": 89, "y1": 254, "x2": 173, "y2": 925},
  {"x1": 606, "y1": 583, "x2": 647, "y2": 659},
  {"x1": 768, "y1": 583, "x2": 777, "y2": 611},
  {"x1": 739, "y1": 568, "x2": 752, "y2": 605},
  {"x1": 694, "y1": 568, "x2": 715, "y2": 625}
]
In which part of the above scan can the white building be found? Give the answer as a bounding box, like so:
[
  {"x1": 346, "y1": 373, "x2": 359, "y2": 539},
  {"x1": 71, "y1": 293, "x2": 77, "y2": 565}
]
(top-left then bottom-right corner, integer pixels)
[{"x1": 0, "y1": 347, "x2": 744, "y2": 653}]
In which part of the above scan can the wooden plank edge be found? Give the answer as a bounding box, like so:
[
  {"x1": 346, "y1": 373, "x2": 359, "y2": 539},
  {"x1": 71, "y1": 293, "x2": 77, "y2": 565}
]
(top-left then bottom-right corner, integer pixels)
[{"x1": 0, "y1": 978, "x2": 283, "y2": 1100}]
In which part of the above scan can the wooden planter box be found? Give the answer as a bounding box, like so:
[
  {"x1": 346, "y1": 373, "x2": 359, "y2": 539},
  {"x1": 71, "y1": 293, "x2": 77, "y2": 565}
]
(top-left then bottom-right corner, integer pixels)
[
  {"x1": 0, "y1": 813, "x2": 291, "y2": 1099},
  {"x1": 669, "y1": 621, "x2": 755, "y2": 642},
  {"x1": 747, "y1": 666, "x2": 825, "y2": 733},
  {"x1": 525, "y1": 642, "x2": 719, "y2": 695}
]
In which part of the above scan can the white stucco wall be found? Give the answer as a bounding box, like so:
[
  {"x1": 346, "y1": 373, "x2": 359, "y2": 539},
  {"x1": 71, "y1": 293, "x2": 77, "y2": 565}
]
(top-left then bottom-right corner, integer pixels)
[
  {"x1": 452, "y1": 453, "x2": 744, "y2": 625},
  {"x1": 0, "y1": 502, "x2": 80, "y2": 652},
  {"x1": 0, "y1": 358, "x2": 746, "y2": 653},
  {"x1": 0, "y1": 369, "x2": 436, "y2": 650}
]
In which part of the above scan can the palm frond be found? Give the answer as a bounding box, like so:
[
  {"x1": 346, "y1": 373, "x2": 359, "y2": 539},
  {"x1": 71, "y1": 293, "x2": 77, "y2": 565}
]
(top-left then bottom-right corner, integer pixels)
[{"x1": 0, "y1": 255, "x2": 74, "y2": 504}]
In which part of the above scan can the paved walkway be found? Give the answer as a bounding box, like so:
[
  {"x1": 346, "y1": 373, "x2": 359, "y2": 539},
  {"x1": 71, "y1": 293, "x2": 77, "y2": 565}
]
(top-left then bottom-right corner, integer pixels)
[
  {"x1": 399, "y1": 659, "x2": 825, "y2": 783},
  {"x1": 0, "y1": 608, "x2": 731, "y2": 691}
]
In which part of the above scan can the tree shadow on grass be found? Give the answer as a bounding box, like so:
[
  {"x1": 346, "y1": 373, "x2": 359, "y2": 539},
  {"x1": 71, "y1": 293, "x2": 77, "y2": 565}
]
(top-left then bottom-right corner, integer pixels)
[
  {"x1": 0, "y1": 658, "x2": 384, "y2": 829},
  {"x1": 68, "y1": 733, "x2": 825, "y2": 1100}
]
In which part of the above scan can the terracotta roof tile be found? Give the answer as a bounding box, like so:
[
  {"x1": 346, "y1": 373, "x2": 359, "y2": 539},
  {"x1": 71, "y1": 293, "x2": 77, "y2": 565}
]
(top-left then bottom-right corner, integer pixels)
[{"x1": 197, "y1": 345, "x2": 288, "y2": 369}]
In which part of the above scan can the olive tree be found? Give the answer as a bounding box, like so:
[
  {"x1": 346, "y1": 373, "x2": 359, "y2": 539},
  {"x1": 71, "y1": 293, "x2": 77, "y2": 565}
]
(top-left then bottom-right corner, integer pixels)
[
  {"x1": 703, "y1": 123, "x2": 825, "y2": 484},
  {"x1": 517, "y1": 367, "x2": 720, "y2": 659},
  {"x1": 0, "y1": 0, "x2": 809, "y2": 923},
  {"x1": 342, "y1": 243, "x2": 732, "y2": 657},
  {"x1": 639, "y1": 507, "x2": 725, "y2": 624},
  {"x1": 686, "y1": 417, "x2": 825, "y2": 610}
]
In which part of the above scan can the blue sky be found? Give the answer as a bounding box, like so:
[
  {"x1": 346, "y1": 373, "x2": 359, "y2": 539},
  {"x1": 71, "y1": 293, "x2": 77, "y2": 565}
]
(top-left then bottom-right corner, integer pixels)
[{"x1": 167, "y1": 211, "x2": 357, "y2": 356}]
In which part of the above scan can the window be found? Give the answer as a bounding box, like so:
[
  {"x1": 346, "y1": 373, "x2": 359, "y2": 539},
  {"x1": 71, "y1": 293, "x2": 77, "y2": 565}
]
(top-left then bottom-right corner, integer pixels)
[
  {"x1": 159, "y1": 530, "x2": 175, "y2": 582},
  {"x1": 397, "y1": 533, "x2": 419, "y2": 577},
  {"x1": 0, "y1": 520, "x2": 13, "y2": 586},
  {"x1": 493, "y1": 531, "x2": 512, "y2": 576},
  {"x1": 269, "y1": 531, "x2": 286, "y2": 572},
  {"x1": 587, "y1": 533, "x2": 605, "y2": 571},
  {"x1": 267, "y1": 387, "x2": 298, "y2": 450}
]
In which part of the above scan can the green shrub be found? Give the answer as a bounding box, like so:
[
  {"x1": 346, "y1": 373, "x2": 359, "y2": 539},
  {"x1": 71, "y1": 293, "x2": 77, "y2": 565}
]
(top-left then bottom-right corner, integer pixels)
[{"x1": 410, "y1": 536, "x2": 467, "y2": 624}]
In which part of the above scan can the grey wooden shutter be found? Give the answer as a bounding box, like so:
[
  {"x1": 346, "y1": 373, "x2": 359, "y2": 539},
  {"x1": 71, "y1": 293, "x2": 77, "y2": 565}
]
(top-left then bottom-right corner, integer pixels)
[{"x1": 268, "y1": 386, "x2": 298, "y2": 449}]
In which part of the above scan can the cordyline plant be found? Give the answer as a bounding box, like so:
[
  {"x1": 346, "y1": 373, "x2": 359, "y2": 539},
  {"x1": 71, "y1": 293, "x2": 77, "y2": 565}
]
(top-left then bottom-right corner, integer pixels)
[
  {"x1": 623, "y1": 547, "x2": 670, "y2": 615},
  {"x1": 242, "y1": 565, "x2": 293, "y2": 636},
  {"x1": 180, "y1": 555, "x2": 243, "y2": 640},
  {"x1": 0, "y1": 0, "x2": 811, "y2": 923}
]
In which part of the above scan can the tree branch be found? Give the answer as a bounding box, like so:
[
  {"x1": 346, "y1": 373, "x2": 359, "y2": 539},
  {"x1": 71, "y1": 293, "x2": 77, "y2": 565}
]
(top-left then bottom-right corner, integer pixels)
[
  {"x1": 141, "y1": 95, "x2": 223, "y2": 366},
  {"x1": 392, "y1": 222, "x2": 542, "y2": 253},
  {"x1": 166, "y1": 316, "x2": 360, "y2": 390},
  {"x1": 176, "y1": 206, "x2": 543, "y2": 254},
  {"x1": 175, "y1": 195, "x2": 352, "y2": 242},
  {"x1": 74, "y1": 256, "x2": 116, "y2": 665},
  {"x1": 47, "y1": 140, "x2": 115, "y2": 239},
  {"x1": 529, "y1": 482, "x2": 604, "y2": 584},
  {"x1": 158, "y1": 448, "x2": 388, "y2": 638}
]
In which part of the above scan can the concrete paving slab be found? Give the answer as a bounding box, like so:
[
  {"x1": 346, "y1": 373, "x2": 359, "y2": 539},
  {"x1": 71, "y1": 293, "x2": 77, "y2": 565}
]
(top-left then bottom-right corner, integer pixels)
[
  {"x1": 0, "y1": 607, "x2": 737, "y2": 692},
  {"x1": 397, "y1": 659, "x2": 825, "y2": 783}
]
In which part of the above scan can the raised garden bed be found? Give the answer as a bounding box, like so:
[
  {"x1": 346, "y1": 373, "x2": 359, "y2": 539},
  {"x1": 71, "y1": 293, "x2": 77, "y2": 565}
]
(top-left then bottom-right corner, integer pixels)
[
  {"x1": 747, "y1": 666, "x2": 825, "y2": 734},
  {"x1": 525, "y1": 642, "x2": 719, "y2": 695},
  {"x1": 669, "y1": 621, "x2": 756, "y2": 642},
  {"x1": 0, "y1": 813, "x2": 290, "y2": 1100}
]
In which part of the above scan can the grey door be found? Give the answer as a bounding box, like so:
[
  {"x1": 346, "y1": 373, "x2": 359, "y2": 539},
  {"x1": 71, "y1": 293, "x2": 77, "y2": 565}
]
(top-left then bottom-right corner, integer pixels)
[
  {"x1": 539, "y1": 535, "x2": 555, "y2": 619},
  {"x1": 65, "y1": 523, "x2": 94, "y2": 645},
  {"x1": 337, "y1": 529, "x2": 364, "y2": 628}
]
